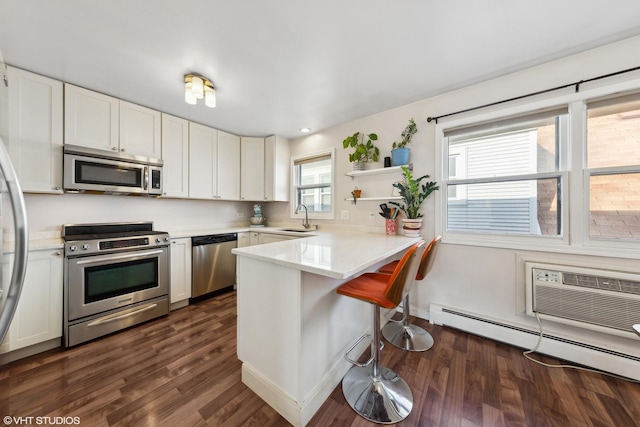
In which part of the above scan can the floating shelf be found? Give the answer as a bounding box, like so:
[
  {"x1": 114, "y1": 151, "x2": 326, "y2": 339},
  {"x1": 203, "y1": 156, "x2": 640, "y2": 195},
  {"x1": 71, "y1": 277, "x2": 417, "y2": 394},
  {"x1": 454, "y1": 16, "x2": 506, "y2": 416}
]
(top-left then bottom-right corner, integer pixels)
[
  {"x1": 345, "y1": 164, "x2": 412, "y2": 178},
  {"x1": 345, "y1": 196, "x2": 402, "y2": 202}
]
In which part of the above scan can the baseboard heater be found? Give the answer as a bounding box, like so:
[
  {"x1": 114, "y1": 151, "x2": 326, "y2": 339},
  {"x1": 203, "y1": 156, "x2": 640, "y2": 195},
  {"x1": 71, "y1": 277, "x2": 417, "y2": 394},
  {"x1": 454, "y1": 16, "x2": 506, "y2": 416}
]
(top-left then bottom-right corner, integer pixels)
[{"x1": 430, "y1": 305, "x2": 640, "y2": 381}]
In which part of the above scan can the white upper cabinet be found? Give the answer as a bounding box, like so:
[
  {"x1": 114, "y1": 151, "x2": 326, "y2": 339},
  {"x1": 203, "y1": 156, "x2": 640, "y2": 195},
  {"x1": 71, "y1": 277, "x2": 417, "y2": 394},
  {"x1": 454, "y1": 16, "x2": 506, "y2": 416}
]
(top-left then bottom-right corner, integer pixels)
[
  {"x1": 265, "y1": 135, "x2": 290, "y2": 201},
  {"x1": 217, "y1": 130, "x2": 241, "y2": 200},
  {"x1": 188, "y1": 123, "x2": 241, "y2": 200},
  {"x1": 64, "y1": 84, "x2": 161, "y2": 158},
  {"x1": 161, "y1": 114, "x2": 189, "y2": 198},
  {"x1": 241, "y1": 136, "x2": 290, "y2": 201},
  {"x1": 188, "y1": 122, "x2": 218, "y2": 199},
  {"x1": 7, "y1": 67, "x2": 63, "y2": 194},
  {"x1": 240, "y1": 137, "x2": 265, "y2": 201},
  {"x1": 64, "y1": 84, "x2": 119, "y2": 151},
  {"x1": 119, "y1": 100, "x2": 161, "y2": 158}
]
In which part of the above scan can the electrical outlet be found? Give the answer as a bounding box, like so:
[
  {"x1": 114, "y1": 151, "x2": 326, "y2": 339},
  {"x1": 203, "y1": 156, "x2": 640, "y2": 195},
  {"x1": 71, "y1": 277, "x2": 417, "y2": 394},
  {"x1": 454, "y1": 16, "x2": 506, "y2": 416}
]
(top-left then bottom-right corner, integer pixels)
[
  {"x1": 341, "y1": 210, "x2": 349, "y2": 220},
  {"x1": 369, "y1": 211, "x2": 375, "y2": 220},
  {"x1": 236, "y1": 212, "x2": 244, "y2": 218}
]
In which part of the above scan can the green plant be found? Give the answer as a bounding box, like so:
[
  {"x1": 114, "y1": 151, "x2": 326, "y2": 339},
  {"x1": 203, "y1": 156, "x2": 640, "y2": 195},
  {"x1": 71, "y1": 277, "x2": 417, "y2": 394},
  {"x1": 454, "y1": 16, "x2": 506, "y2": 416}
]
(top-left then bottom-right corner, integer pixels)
[
  {"x1": 342, "y1": 132, "x2": 380, "y2": 163},
  {"x1": 392, "y1": 118, "x2": 417, "y2": 149},
  {"x1": 389, "y1": 165, "x2": 439, "y2": 219}
]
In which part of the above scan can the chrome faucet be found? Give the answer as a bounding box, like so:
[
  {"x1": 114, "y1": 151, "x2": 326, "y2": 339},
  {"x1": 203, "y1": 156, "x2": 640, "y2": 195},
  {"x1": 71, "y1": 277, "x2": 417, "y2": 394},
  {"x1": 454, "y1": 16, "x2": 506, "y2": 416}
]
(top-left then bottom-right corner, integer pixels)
[{"x1": 295, "y1": 203, "x2": 311, "y2": 229}]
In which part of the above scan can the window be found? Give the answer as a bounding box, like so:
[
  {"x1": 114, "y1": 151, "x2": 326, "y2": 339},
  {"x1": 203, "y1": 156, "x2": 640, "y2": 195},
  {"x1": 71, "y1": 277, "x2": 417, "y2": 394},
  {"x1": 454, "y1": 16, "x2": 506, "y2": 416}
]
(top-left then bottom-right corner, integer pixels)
[
  {"x1": 438, "y1": 86, "x2": 640, "y2": 253},
  {"x1": 291, "y1": 149, "x2": 334, "y2": 219},
  {"x1": 443, "y1": 110, "x2": 566, "y2": 237},
  {"x1": 587, "y1": 93, "x2": 640, "y2": 240}
]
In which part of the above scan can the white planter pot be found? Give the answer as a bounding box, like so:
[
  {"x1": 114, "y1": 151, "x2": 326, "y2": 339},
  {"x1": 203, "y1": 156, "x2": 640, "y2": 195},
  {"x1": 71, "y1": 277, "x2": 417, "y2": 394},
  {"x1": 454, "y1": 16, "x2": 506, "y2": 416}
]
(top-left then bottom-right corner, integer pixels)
[
  {"x1": 352, "y1": 161, "x2": 365, "y2": 171},
  {"x1": 401, "y1": 218, "x2": 423, "y2": 237}
]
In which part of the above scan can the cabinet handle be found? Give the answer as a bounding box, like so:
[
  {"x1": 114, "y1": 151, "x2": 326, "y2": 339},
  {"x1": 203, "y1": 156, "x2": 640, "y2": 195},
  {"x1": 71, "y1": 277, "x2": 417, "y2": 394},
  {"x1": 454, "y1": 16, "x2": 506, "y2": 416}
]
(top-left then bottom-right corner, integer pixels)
[
  {"x1": 54, "y1": 186, "x2": 61, "y2": 191},
  {"x1": 120, "y1": 148, "x2": 125, "y2": 152},
  {"x1": 55, "y1": 251, "x2": 61, "y2": 256},
  {"x1": 112, "y1": 147, "x2": 118, "y2": 151}
]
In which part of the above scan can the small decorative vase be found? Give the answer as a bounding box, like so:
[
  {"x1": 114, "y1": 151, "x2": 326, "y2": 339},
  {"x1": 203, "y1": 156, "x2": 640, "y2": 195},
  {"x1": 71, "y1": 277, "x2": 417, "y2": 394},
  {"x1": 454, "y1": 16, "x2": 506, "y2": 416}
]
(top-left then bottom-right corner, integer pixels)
[
  {"x1": 385, "y1": 219, "x2": 397, "y2": 236},
  {"x1": 352, "y1": 160, "x2": 365, "y2": 171},
  {"x1": 353, "y1": 189, "x2": 362, "y2": 198},
  {"x1": 391, "y1": 148, "x2": 410, "y2": 166},
  {"x1": 401, "y1": 218, "x2": 423, "y2": 237}
]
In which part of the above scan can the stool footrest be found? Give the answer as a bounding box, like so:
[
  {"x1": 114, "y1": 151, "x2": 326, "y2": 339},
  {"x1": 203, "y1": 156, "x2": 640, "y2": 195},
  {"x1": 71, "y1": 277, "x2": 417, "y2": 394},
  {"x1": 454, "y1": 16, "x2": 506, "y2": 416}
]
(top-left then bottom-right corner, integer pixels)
[{"x1": 344, "y1": 334, "x2": 384, "y2": 367}]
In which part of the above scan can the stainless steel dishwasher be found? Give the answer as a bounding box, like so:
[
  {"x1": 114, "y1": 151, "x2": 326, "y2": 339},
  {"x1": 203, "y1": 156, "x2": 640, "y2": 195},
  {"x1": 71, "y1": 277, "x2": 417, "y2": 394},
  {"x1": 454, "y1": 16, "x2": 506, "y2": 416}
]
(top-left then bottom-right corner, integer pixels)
[{"x1": 191, "y1": 233, "x2": 237, "y2": 298}]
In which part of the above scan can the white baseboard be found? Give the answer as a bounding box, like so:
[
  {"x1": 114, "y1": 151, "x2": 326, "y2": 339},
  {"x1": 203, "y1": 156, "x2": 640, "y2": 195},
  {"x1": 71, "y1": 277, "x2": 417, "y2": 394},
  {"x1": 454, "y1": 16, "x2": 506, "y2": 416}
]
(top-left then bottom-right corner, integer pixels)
[
  {"x1": 241, "y1": 334, "x2": 369, "y2": 427},
  {"x1": 430, "y1": 304, "x2": 640, "y2": 381}
]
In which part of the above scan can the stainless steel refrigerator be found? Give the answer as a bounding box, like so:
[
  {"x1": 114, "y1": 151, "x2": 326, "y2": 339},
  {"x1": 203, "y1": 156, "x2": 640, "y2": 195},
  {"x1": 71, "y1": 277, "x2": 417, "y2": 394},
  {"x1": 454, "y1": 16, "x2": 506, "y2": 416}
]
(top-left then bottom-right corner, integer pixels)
[{"x1": 0, "y1": 48, "x2": 29, "y2": 343}]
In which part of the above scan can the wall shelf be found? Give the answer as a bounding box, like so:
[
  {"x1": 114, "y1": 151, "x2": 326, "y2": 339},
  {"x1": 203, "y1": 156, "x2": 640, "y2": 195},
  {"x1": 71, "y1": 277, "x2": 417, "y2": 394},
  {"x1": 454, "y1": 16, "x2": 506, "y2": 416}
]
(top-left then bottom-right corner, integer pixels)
[
  {"x1": 345, "y1": 164, "x2": 411, "y2": 178},
  {"x1": 345, "y1": 196, "x2": 401, "y2": 202}
]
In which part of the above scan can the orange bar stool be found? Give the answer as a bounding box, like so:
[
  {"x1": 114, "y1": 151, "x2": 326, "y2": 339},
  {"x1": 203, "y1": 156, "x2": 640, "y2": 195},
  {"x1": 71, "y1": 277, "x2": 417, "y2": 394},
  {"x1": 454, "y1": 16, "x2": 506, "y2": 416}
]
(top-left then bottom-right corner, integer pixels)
[
  {"x1": 336, "y1": 240, "x2": 426, "y2": 424},
  {"x1": 378, "y1": 235, "x2": 441, "y2": 352}
]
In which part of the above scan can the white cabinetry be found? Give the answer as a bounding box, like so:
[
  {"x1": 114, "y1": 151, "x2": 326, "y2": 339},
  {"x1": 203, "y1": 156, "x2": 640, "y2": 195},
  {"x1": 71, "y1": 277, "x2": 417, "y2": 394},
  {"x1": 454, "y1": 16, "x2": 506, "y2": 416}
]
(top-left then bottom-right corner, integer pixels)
[
  {"x1": 119, "y1": 100, "x2": 161, "y2": 158},
  {"x1": 217, "y1": 131, "x2": 241, "y2": 200},
  {"x1": 64, "y1": 84, "x2": 161, "y2": 158},
  {"x1": 189, "y1": 122, "x2": 218, "y2": 199},
  {"x1": 241, "y1": 135, "x2": 290, "y2": 201},
  {"x1": 258, "y1": 233, "x2": 298, "y2": 245},
  {"x1": 265, "y1": 135, "x2": 290, "y2": 201},
  {"x1": 189, "y1": 123, "x2": 240, "y2": 200},
  {"x1": 237, "y1": 232, "x2": 251, "y2": 248},
  {"x1": 1, "y1": 249, "x2": 63, "y2": 352},
  {"x1": 170, "y1": 237, "x2": 192, "y2": 307},
  {"x1": 240, "y1": 137, "x2": 265, "y2": 201},
  {"x1": 64, "y1": 84, "x2": 119, "y2": 151},
  {"x1": 161, "y1": 114, "x2": 189, "y2": 198},
  {"x1": 7, "y1": 67, "x2": 63, "y2": 194}
]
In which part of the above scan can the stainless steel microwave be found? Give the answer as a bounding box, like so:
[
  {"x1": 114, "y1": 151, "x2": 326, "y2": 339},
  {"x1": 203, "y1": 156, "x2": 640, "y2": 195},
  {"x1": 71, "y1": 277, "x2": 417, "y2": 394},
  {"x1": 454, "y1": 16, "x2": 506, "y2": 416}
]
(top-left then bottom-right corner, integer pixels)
[{"x1": 63, "y1": 145, "x2": 163, "y2": 196}]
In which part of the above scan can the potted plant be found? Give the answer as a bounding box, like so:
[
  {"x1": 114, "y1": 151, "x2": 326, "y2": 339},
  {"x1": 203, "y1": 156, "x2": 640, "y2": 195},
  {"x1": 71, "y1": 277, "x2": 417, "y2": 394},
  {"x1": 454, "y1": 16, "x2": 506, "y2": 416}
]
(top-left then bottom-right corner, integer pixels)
[
  {"x1": 391, "y1": 118, "x2": 417, "y2": 166},
  {"x1": 389, "y1": 165, "x2": 439, "y2": 236},
  {"x1": 343, "y1": 132, "x2": 380, "y2": 170}
]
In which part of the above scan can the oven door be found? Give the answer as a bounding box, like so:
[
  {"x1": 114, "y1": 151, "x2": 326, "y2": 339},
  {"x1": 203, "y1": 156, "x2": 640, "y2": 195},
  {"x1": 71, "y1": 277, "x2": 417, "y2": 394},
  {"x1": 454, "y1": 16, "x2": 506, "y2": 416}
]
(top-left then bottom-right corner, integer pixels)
[{"x1": 66, "y1": 247, "x2": 169, "y2": 321}]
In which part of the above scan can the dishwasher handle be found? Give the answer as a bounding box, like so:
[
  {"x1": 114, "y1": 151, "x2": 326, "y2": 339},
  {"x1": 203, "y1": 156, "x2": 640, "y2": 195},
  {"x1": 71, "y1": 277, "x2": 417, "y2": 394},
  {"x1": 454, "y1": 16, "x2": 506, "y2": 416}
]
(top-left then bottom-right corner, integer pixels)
[{"x1": 191, "y1": 233, "x2": 238, "y2": 246}]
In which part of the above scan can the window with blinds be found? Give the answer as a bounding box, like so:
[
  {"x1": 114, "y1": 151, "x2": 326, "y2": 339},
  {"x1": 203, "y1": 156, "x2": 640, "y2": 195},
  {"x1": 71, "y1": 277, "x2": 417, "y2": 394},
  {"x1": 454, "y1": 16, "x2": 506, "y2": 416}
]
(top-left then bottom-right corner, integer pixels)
[
  {"x1": 443, "y1": 109, "x2": 567, "y2": 237},
  {"x1": 292, "y1": 150, "x2": 334, "y2": 218}
]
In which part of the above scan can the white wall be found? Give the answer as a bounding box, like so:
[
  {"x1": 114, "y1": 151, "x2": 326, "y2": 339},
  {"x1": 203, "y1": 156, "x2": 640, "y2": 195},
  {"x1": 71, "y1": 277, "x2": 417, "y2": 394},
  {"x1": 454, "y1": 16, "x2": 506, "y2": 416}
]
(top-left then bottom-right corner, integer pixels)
[
  {"x1": 269, "y1": 35, "x2": 640, "y2": 358},
  {"x1": 17, "y1": 193, "x2": 254, "y2": 238}
]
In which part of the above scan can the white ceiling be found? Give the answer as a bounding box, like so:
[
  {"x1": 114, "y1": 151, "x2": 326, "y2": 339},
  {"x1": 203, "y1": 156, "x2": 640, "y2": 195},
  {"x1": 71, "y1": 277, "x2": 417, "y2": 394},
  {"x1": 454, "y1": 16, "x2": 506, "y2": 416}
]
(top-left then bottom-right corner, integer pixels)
[{"x1": 2, "y1": 1, "x2": 640, "y2": 139}]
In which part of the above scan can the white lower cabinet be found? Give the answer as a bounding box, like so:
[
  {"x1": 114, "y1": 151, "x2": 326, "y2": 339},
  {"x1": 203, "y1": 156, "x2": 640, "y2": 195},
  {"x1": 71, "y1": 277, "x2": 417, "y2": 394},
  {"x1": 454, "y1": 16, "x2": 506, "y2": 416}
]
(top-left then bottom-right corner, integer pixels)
[
  {"x1": 170, "y1": 237, "x2": 192, "y2": 307},
  {"x1": 258, "y1": 233, "x2": 298, "y2": 245},
  {"x1": 1, "y1": 248, "x2": 63, "y2": 353},
  {"x1": 237, "y1": 232, "x2": 250, "y2": 248}
]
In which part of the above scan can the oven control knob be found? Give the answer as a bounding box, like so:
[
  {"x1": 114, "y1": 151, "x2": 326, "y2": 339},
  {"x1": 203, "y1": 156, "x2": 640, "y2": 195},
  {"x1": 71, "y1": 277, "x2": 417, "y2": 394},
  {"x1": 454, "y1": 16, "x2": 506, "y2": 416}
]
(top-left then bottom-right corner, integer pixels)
[
  {"x1": 69, "y1": 245, "x2": 77, "y2": 252},
  {"x1": 164, "y1": 237, "x2": 170, "y2": 242},
  {"x1": 155, "y1": 238, "x2": 161, "y2": 243},
  {"x1": 81, "y1": 244, "x2": 90, "y2": 250}
]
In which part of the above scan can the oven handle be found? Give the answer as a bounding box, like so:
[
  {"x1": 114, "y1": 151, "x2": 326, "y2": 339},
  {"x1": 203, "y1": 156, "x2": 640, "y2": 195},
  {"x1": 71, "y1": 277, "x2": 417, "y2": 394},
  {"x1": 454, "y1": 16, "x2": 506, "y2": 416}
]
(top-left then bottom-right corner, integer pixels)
[
  {"x1": 73, "y1": 249, "x2": 165, "y2": 265},
  {"x1": 86, "y1": 303, "x2": 158, "y2": 327}
]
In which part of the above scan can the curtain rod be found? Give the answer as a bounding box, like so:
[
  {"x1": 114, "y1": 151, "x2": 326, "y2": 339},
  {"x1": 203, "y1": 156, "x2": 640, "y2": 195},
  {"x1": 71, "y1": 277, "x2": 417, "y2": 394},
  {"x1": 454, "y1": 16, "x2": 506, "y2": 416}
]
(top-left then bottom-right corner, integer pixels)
[{"x1": 426, "y1": 65, "x2": 640, "y2": 124}]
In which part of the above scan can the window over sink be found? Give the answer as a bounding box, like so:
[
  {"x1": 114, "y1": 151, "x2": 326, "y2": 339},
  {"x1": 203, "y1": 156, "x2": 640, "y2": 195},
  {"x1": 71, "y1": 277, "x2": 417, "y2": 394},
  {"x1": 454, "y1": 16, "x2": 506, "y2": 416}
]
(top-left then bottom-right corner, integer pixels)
[{"x1": 291, "y1": 148, "x2": 335, "y2": 220}]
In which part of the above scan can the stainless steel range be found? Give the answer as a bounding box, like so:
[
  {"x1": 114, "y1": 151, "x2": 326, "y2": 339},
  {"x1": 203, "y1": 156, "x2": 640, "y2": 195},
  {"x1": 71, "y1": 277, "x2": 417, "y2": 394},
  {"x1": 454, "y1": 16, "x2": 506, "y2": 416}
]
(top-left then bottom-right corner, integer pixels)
[{"x1": 62, "y1": 222, "x2": 170, "y2": 347}]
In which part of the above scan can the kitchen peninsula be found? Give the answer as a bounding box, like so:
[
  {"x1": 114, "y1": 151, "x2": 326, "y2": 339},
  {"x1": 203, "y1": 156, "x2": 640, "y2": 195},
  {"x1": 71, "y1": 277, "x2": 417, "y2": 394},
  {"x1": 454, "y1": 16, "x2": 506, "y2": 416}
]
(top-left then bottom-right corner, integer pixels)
[{"x1": 232, "y1": 231, "x2": 420, "y2": 427}]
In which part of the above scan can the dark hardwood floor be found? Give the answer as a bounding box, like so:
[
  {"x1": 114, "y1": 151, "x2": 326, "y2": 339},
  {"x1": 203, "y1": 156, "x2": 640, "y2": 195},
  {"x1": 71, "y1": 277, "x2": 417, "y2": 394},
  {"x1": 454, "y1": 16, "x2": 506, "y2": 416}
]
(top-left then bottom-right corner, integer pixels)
[{"x1": 1, "y1": 291, "x2": 639, "y2": 426}]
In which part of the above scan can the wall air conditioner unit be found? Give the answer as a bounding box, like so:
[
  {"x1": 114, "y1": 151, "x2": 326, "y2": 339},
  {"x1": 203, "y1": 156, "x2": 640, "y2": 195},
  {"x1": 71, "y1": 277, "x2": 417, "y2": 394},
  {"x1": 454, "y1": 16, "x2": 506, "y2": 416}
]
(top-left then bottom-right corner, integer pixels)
[{"x1": 525, "y1": 262, "x2": 640, "y2": 339}]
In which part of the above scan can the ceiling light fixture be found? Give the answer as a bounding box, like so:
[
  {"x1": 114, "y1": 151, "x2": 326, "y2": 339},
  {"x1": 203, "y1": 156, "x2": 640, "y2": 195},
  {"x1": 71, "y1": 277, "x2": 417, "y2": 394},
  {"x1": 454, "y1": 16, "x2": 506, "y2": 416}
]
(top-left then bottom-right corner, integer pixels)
[
  {"x1": 185, "y1": 74, "x2": 216, "y2": 108},
  {"x1": 300, "y1": 127, "x2": 311, "y2": 133}
]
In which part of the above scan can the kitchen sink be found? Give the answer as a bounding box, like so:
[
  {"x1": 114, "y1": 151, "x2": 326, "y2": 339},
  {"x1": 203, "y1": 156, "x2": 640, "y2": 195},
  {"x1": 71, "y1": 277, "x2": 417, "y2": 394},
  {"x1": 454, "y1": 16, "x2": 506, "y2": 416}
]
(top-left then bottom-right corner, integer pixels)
[{"x1": 280, "y1": 228, "x2": 315, "y2": 233}]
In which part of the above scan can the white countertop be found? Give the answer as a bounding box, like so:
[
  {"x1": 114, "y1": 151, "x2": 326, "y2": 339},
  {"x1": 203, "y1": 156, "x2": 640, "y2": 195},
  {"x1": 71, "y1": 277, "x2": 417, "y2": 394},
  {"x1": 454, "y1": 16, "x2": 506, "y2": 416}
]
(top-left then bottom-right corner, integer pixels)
[{"x1": 232, "y1": 230, "x2": 421, "y2": 279}]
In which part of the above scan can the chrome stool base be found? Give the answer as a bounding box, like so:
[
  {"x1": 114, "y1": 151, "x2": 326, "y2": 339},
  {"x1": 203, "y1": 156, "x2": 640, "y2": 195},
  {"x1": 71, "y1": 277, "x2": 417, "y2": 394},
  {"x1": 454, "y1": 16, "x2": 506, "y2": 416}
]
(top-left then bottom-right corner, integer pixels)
[
  {"x1": 382, "y1": 321, "x2": 434, "y2": 352},
  {"x1": 342, "y1": 364, "x2": 413, "y2": 424}
]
